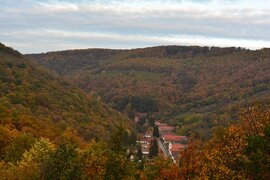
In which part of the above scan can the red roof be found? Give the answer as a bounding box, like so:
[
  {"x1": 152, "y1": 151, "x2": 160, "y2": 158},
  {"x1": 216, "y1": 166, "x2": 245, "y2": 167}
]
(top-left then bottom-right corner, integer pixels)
[
  {"x1": 162, "y1": 134, "x2": 187, "y2": 142},
  {"x1": 159, "y1": 125, "x2": 175, "y2": 132},
  {"x1": 155, "y1": 121, "x2": 166, "y2": 126},
  {"x1": 170, "y1": 144, "x2": 186, "y2": 152}
]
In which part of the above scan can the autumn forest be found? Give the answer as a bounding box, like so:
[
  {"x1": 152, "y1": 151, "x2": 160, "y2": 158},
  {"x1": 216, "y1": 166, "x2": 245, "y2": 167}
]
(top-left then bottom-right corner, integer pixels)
[{"x1": 0, "y1": 42, "x2": 269, "y2": 179}]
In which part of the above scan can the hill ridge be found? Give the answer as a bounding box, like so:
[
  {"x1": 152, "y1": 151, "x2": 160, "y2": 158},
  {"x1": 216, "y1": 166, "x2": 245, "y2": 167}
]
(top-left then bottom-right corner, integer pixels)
[
  {"x1": 27, "y1": 45, "x2": 270, "y2": 140},
  {"x1": 0, "y1": 42, "x2": 133, "y2": 142}
]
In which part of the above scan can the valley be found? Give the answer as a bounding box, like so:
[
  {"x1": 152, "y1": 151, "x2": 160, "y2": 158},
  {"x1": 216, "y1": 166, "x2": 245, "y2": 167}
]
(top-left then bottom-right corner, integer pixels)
[
  {"x1": 27, "y1": 46, "x2": 270, "y2": 140},
  {"x1": 0, "y1": 43, "x2": 269, "y2": 179},
  {"x1": 1, "y1": 0, "x2": 270, "y2": 178}
]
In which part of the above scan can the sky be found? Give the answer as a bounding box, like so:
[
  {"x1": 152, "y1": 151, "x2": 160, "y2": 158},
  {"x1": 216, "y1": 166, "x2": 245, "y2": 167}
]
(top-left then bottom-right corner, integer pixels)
[{"x1": 0, "y1": 0, "x2": 270, "y2": 53}]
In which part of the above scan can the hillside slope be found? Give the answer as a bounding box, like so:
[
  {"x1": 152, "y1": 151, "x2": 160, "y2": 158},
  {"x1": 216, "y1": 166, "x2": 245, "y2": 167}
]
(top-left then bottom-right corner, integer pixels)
[
  {"x1": 27, "y1": 46, "x2": 270, "y2": 139},
  {"x1": 0, "y1": 43, "x2": 132, "y2": 142}
]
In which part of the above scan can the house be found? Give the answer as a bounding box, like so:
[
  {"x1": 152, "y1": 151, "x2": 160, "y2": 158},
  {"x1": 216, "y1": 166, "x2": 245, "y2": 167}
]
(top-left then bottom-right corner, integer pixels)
[
  {"x1": 137, "y1": 137, "x2": 153, "y2": 156},
  {"x1": 137, "y1": 137, "x2": 152, "y2": 145},
  {"x1": 155, "y1": 121, "x2": 166, "y2": 126},
  {"x1": 141, "y1": 143, "x2": 151, "y2": 155},
  {"x1": 155, "y1": 121, "x2": 175, "y2": 134},
  {"x1": 158, "y1": 125, "x2": 175, "y2": 134},
  {"x1": 161, "y1": 134, "x2": 188, "y2": 144}
]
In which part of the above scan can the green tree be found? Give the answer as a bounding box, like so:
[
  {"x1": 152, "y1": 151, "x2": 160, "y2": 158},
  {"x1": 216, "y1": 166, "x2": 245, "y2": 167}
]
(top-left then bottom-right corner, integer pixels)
[
  {"x1": 19, "y1": 138, "x2": 55, "y2": 166},
  {"x1": 130, "y1": 96, "x2": 158, "y2": 113},
  {"x1": 109, "y1": 125, "x2": 126, "y2": 154},
  {"x1": 153, "y1": 125, "x2": 160, "y2": 138},
  {"x1": 15, "y1": 138, "x2": 55, "y2": 179},
  {"x1": 136, "y1": 145, "x2": 143, "y2": 161},
  {"x1": 43, "y1": 141, "x2": 83, "y2": 179},
  {"x1": 149, "y1": 139, "x2": 158, "y2": 159},
  {"x1": 105, "y1": 151, "x2": 135, "y2": 180},
  {"x1": 105, "y1": 125, "x2": 136, "y2": 179},
  {"x1": 0, "y1": 126, "x2": 12, "y2": 159},
  {"x1": 141, "y1": 157, "x2": 180, "y2": 180},
  {"x1": 245, "y1": 124, "x2": 270, "y2": 179},
  {"x1": 4, "y1": 134, "x2": 35, "y2": 163},
  {"x1": 83, "y1": 141, "x2": 108, "y2": 179}
]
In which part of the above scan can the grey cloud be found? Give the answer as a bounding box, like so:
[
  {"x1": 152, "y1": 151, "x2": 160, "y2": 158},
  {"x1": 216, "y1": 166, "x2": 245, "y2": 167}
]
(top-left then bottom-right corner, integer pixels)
[{"x1": 0, "y1": 0, "x2": 270, "y2": 53}]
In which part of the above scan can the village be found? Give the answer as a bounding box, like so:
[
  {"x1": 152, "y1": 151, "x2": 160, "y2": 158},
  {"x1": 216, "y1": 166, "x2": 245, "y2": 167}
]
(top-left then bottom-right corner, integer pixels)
[{"x1": 136, "y1": 117, "x2": 188, "y2": 164}]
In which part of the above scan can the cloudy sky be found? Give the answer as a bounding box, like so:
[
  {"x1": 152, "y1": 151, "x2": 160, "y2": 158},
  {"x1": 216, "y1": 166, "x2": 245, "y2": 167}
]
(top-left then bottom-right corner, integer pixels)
[{"x1": 1, "y1": 0, "x2": 270, "y2": 53}]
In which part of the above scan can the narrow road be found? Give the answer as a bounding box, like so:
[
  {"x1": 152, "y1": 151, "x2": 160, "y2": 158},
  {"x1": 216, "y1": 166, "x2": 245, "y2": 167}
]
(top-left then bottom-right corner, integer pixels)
[{"x1": 156, "y1": 137, "x2": 170, "y2": 158}]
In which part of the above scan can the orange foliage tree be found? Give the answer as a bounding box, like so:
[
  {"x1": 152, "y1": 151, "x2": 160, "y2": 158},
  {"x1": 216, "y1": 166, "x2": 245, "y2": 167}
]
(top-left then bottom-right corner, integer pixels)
[
  {"x1": 179, "y1": 139, "x2": 203, "y2": 179},
  {"x1": 200, "y1": 104, "x2": 270, "y2": 179}
]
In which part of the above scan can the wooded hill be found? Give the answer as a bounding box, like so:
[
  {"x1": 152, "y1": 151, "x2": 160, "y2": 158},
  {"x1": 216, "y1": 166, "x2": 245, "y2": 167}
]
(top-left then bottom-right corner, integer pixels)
[
  {"x1": 27, "y1": 46, "x2": 270, "y2": 140},
  {"x1": 0, "y1": 42, "x2": 133, "y2": 143}
]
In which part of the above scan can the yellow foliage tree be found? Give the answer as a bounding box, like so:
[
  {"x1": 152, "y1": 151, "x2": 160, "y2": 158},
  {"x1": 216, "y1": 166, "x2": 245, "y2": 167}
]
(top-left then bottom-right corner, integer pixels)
[{"x1": 200, "y1": 105, "x2": 270, "y2": 179}]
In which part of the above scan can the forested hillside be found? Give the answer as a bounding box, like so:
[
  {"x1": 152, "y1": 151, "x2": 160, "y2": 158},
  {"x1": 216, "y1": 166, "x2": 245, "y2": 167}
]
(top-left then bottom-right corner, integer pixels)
[
  {"x1": 1, "y1": 44, "x2": 269, "y2": 179},
  {"x1": 27, "y1": 46, "x2": 270, "y2": 140},
  {"x1": 0, "y1": 42, "x2": 133, "y2": 143}
]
